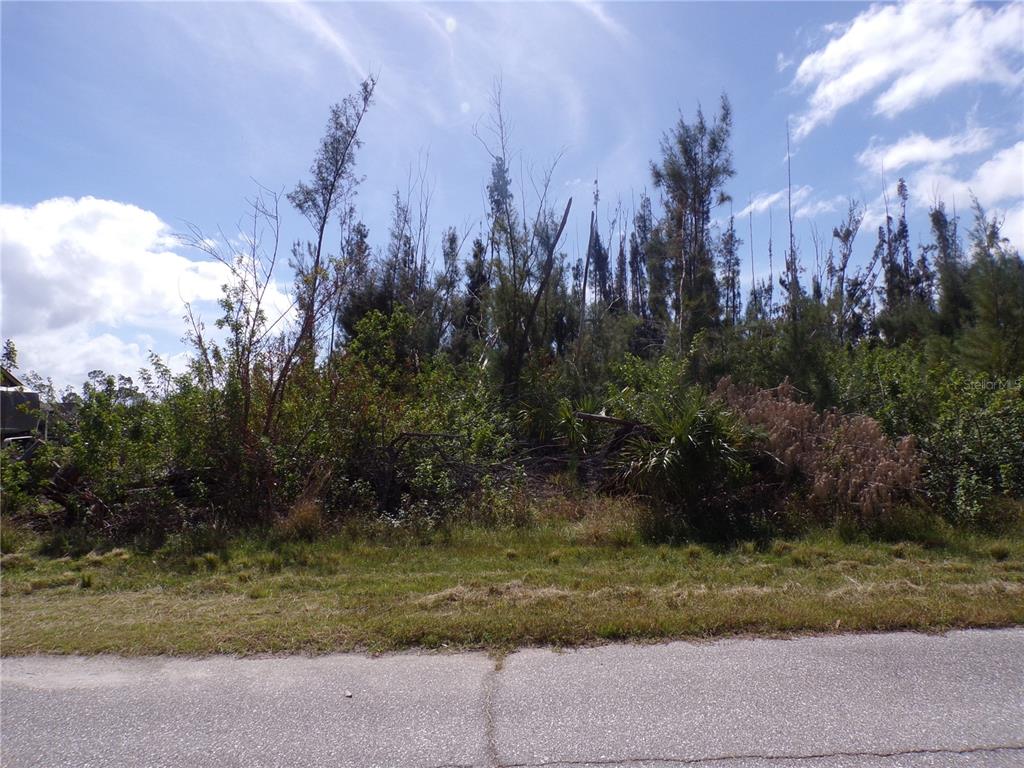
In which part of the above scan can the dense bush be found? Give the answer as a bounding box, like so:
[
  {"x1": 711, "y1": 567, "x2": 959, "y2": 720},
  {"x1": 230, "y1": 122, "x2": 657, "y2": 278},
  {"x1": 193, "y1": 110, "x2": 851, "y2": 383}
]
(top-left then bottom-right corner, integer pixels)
[
  {"x1": 548, "y1": 354, "x2": 928, "y2": 539},
  {"x1": 926, "y1": 377, "x2": 1024, "y2": 524},
  {"x1": 1, "y1": 310, "x2": 516, "y2": 543},
  {"x1": 614, "y1": 387, "x2": 753, "y2": 539},
  {"x1": 836, "y1": 345, "x2": 1024, "y2": 524},
  {"x1": 549, "y1": 357, "x2": 772, "y2": 540},
  {"x1": 329, "y1": 309, "x2": 515, "y2": 524}
]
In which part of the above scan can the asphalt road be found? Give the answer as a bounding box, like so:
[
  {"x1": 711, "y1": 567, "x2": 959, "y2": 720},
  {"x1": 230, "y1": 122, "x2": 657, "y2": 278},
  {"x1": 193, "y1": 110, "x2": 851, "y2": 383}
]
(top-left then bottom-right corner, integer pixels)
[{"x1": 2, "y1": 629, "x2": 1022, "y2": 767}]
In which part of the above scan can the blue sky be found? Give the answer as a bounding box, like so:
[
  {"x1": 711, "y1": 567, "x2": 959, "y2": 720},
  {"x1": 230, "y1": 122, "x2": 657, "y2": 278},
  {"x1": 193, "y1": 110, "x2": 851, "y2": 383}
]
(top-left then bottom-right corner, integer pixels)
[{"x1": 2, "y1": 1, "x2": 1022, "y2": 388}]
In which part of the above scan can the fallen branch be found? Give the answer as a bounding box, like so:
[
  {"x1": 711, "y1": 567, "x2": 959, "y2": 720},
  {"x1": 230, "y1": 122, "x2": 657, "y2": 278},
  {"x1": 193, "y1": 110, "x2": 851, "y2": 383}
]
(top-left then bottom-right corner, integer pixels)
[{"x1": 573, "y1": 411, "x2": 641, "y2": 428}]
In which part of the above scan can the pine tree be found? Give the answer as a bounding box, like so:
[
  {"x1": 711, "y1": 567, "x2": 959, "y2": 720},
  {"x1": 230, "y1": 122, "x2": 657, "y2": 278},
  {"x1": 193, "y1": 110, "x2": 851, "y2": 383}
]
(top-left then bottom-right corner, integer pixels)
[
  {"x1": 451, "y1": 238, "x2": 489, "y2": 363},
  {"x1": 930, "y1": 202, "x2": 970, "y2": 337},
  {"x1": 288, "y1": 77, "x2": 376, "y2": 368},
  {"x1": 629, "y1": 193, "x2": 652, "y2": 318},
  {"x1": 717, "y1": 215, "x2": 742, "y2": 326},
  {"x1": 344, "y1": 221, "x2": 372, "y2": 288},
  {"x1": 591, "y1": 228, "x2": 611, "y2": 305},
  {"x1": 827, "y1": 200, "x2": 863, "y2": 342},
  {"x1": 382, "y1": 190, "x2": 418, "y2": 310},
  {"x1": 878, "y1": 180, "x2": 910, "y2": 314},
  {"x1": 876, "y1": 179, "x2": 933, "y2": 343},
  {"x1": 780, "y1": 124, "x2": 801, "y2": 321},
  {"x1": 332, "y1": 220, "x2": 372, "y2": 351},
  {"x1": 959, "y1": 201, "x2": 1024, "y2": 377},
  {"x1": 645, "y1": 224, "x2": 671, "y2": 324},
  {"x1": 651, "y1": 94, "x2": 734, "y2": 341},
  {"x1": 428, "y1": 226, "x2": 463, "y2": 352},
  {"x1": 609, "y1": 231, "x2": 626, "y2": 314}
]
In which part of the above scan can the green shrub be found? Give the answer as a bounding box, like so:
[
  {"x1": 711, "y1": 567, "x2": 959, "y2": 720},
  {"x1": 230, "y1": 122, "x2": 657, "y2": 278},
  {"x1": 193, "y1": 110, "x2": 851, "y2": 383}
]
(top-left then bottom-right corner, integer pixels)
[
  {"x1": 0, "y1": 445, "x2": 32, "y2": 517},
  {"x1": 924, "y1": 375, "x2": 1024, "y2": 525},
  {"x1": 870, "y1": 505, "x2": 948, "y2": 547},
  {"x1": 327, "y1": 330, "x2": 515, "y2": 525},
  {"x1": 255, "y1": 552, "x2": 283, "y2": 573},
  {"x1": 836, "y1": 346, "x2": 1024, "y2": 526},
  {"x1": 615, "y1": 386, "x2": 751, "y2": 539}
]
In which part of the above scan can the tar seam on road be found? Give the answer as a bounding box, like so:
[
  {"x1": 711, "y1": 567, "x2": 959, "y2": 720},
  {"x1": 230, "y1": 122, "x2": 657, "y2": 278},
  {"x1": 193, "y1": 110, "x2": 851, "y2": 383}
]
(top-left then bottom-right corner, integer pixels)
[{"x1": 483, "y1": 661, "x2": 501, "y2": 768}]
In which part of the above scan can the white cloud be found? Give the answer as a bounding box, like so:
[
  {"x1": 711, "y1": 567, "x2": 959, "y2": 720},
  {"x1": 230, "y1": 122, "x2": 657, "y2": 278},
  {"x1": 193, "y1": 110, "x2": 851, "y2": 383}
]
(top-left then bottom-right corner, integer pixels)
[
  {"x1": 795, "y1": 196, "x2": 844, "y2": 220},
  {"x1": 909, "y1": 141, "x2": 1024, "y2": 211},
  {"x1": 739, "y1": 186, "x2": 844, "y2": 223},
  {"x1": 791, "y1": 1, "x2": 1024, "y2": 140},
  {"x1": 444, "y1": 16, "x2": 457, "y2": 34},
  {"x1": 738, "y1": 185, "x2": 813, "y2": 218},
  {"x1": 1001, "y1": 201, "x2": 1024, "y2": 250},
  {"x1": 857, "y1": 142, "x2": 1024, "y2": 248},
  {"x1": 9, "y1": 328, "x2": 190, "y2": 392},
  {"x1": 907, "y1": 141, "x2": 1024, "y2": 248},
  {"x1": 857, "y1": 125, "x2": 995, "y2": 174},
  {"x1": 0, "y1": 197, "x2": 227, "y2": 337},
  {"x1": 776, "y1": 52, "x2": 793, "y2": 73},
  {"x1": 0, "y1": 197, "x2": 287, "y2": 388},
  {"x1": 859, "y1": 193, "x2": 890, "y2": 237}
]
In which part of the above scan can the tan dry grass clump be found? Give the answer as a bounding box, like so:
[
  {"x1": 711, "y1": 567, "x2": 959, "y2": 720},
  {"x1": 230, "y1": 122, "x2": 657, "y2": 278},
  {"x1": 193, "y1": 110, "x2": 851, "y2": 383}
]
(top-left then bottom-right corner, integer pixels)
[
  {"x1": 570, "y1": 495, "x2": 649, "y2": 547},
  {"x1": 414, "y1": 580, "x2": 573, "y2": 609},
  {"x1": 715, "y1": 377, "x2": 921, "y2": 526},
  {"x1": 275, "y1": 499, "x2": 323, "y2": 542}
]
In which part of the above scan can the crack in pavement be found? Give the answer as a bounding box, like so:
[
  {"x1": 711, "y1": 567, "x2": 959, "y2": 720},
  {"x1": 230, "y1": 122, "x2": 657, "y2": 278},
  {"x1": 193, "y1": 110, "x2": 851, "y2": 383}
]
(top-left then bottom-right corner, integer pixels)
[
  {"x1": 489, "y1": 744, "x2": 1024, "y2": 767},
  {"x1": 465, "y1": 653, "x2": 1024, "y2": 767},
  {"x1": 471, "y1": 655, "x2": 1024, "y2": 767},
  {"x1": 483, "y1": 661, "x2": 501, "y2": 768},
  {"x1": 6, "y1": 629, "x2": 1020, "y2": 768}
]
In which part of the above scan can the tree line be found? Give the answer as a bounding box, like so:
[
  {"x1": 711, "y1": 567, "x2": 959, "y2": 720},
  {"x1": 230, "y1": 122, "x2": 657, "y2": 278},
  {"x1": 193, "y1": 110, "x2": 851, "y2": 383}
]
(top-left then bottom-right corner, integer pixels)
[{"x1": 3, "y1": 77, "x2": 1022, "y2": 547}]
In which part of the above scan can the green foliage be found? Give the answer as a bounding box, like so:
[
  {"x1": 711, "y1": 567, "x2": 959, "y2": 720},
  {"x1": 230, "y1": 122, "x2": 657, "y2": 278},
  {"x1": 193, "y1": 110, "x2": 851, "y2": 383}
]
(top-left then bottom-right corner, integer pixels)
[
  {"x1": 958, "y1": 206, "x2": 1024, "y2": 377},
  {"x1": 2, "y1": 339, "x2": 17, "y2": 369},
  {"x1": 616, "y1": 388, "x2": 749, "y2": 524},
  {"x1": 833, "y1": 344, "x2": 937, "y2": 437},
  {"x1": 317, "y1": 312, "x2": 516, "y2": 525},
  {"x1": 602, "y1": 354, "x2": 690, "y2": 425},
  {"x1": 347, "y1": 308, "x2": 416, "y2": 383},
  {"x1": 926, "y1": 374, "x2": 1024, "y2": 525},
  {"x1": 837, "y1": 344, "x2": 1024, "y2": 525},
  {"x1": 584, "y1": 356, "x2": 753, "y2": 538},
  {"x1": 651, "y1": 94, "x2": 734, "y2": 339},
  {"x1": 8, "y1": 85, "x2": 1024, "y2": 549},
  {"x1": 1, "y1": 444, "x2": 33, "y2": 517},
  {"x1": 69, "y1": 372, "x2": 170, "y2": 498}
]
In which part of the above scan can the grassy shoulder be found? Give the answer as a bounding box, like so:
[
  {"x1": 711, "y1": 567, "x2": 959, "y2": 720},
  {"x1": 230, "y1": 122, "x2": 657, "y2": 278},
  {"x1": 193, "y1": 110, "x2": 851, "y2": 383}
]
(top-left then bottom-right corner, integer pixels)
[{"x1": 2, "y1": 500, "x2": 1023, "y2": 655}]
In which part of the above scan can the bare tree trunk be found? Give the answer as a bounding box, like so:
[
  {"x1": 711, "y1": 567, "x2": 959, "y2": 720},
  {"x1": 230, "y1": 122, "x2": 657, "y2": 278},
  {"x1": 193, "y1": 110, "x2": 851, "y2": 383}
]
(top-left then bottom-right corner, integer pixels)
[
  {"x1": 785, "y1": 122, "x2": 799, "y2": 321},
  {"x1": 514, "y1": 198, "x2": 572, "y2": 380},
  {"x1": 576, "y1": 210, "x2": 596, "y2": 357}
]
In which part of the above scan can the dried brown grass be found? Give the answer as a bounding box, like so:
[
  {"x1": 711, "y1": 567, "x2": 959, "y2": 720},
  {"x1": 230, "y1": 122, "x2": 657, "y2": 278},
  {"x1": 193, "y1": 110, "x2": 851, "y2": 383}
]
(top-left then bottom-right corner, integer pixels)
[
  {"x1": 274, "y1": 499, "x2": 323, "y2": 542},
  {"x1": 715, "y1": 378, "x2": 922, "y2": 526}
]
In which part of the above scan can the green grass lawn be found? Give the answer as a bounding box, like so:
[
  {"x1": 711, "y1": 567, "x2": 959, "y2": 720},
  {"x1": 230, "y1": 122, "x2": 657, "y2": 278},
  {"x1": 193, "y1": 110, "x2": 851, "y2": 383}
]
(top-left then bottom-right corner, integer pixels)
[{"x1": 2, "y1": 518, "x2": 1022, "y2": 655}]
